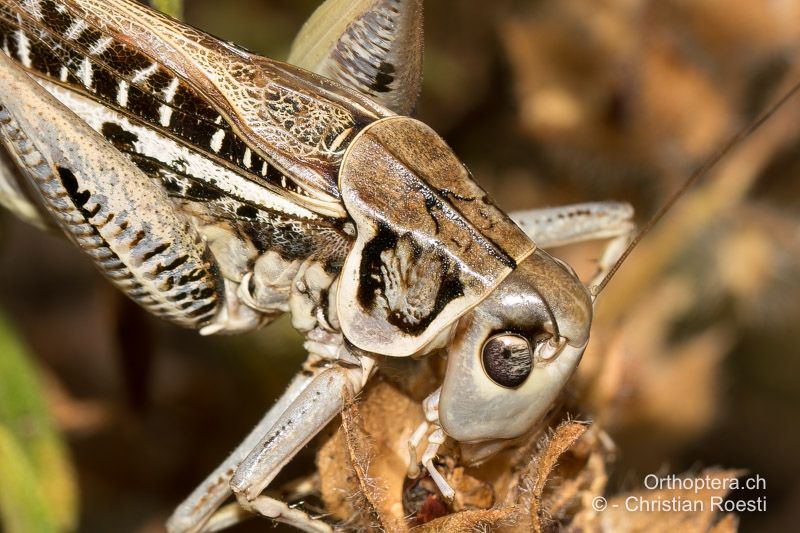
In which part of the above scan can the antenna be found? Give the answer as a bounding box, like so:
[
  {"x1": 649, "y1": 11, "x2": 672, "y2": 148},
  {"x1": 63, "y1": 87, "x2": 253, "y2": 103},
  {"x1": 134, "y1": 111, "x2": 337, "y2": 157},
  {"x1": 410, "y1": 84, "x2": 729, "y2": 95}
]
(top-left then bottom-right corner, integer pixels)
[{"x1": 592, "y1": 80, "x2": 800, "y2": 297}]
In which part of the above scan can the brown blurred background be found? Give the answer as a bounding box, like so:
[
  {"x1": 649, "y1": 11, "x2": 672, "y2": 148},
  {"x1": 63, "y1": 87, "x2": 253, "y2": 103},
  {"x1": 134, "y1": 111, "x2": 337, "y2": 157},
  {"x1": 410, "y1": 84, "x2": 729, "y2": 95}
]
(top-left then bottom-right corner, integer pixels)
[{"x1": 1, "y1": 0, "x2": 799, "y2": 531}]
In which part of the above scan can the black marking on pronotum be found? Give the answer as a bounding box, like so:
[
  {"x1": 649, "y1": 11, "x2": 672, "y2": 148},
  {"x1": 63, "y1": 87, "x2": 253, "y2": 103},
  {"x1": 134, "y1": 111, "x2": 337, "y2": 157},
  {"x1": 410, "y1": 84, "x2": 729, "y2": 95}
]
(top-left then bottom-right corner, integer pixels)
[
  {"x1": 357, "y1": 222, "x2": 398, "y2": 310},
  {"x1": 419, "y1": 182, "x2": 516, "y2": 268},
  {"x1": 378, "y1": 142, "x2": 518, "y2": 270},
  {"x1": 357, "y1": 223, "x2": 465, "y2": 335}
]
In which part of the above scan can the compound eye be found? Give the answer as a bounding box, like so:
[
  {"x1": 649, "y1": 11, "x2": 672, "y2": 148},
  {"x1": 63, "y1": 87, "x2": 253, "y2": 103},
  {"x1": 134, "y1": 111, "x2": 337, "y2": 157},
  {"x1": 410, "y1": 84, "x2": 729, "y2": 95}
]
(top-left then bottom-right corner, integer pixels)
[{"x1": 481, "y1": 333, "x2": 533, "y2": 388}]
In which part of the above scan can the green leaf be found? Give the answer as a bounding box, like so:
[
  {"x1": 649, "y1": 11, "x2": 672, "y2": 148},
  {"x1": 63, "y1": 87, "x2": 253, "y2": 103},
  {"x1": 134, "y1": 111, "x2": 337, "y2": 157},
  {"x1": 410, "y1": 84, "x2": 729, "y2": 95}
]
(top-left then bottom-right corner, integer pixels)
[
  {"x1": 0, "y1": 313, "x2": 78, "y2": 532},
  {"x1": 0, "y1": 426, "x2": 57, "y2": 533},
  {"x1": 152, "y1": 0, "x2": 183, "y2": 20}
]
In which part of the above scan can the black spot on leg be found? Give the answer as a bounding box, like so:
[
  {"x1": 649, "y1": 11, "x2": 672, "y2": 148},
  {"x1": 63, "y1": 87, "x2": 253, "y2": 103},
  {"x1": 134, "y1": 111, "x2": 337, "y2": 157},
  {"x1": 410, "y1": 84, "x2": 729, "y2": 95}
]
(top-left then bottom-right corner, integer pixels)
[
  {"x1": 130, "y1": 231, "x2": 146, "y2": 247},
  {"x1": 58, "y1": 167, "x2": 91, "y2": 213},
  {"x1": 188, "y1": 301, "x2": 217, "y2": 317},
  {"x1": 142, "y1": 243, "x2": 170, "y2": 261},
  {"x1": 154, "y1": 255, "x2": 189, "y2": 274}
]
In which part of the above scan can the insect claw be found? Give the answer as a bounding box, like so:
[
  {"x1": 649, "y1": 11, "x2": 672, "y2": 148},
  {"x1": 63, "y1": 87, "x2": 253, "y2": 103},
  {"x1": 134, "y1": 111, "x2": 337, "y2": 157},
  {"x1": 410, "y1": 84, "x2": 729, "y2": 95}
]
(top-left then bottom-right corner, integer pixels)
[
  {"x1": 406, "y1": 420, "x2": 430, "y2": 478},
  {"x1": 407, "y1": 444, "x2": 421, "y2": 478},
  {"x1": 424, "y1": 459, "x2": 455, "y2": 502},
  {"x1": 418, "y1": 428, "x2": 454, "y2": 499}
]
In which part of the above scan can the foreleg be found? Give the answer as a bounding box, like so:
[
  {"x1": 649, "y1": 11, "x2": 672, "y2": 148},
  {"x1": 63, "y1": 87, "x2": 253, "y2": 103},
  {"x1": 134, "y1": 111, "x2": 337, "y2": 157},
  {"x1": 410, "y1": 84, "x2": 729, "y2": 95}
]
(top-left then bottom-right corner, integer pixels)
[
  {"x1": 510, "y1": 202, "x2": 634, "y2": 248},
  {"x1": 511, "y1": 202, "x2": 636, "y2": 291},
  {"x1": 168, "y1": 361, "x2": 370, "y2": 533}
]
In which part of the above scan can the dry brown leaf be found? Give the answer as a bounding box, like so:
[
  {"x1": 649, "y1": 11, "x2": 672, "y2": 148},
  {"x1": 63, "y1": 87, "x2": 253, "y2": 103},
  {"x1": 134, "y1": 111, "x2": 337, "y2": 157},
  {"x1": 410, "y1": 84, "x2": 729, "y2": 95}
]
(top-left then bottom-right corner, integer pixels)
[
  {"x1": 340, "y1": 387, "x2": 394, "y2": 532},
  {"x1": 449, "y1": 467, "x2": 494, "y2": 512},
  {"x1": 580, "y1": 276, "x2": 731, "y2": 458},
  {"x1": 317, "y1": 378, "x2": 424, "y2": 531},
  {"x1": 413, "y1": 507, "x2": 516, "y2": 533},
  {"x1": 544, "y1": 430, "x2": 610, "y2": 522},
  {"x1": 516, "y1": 421, "x2": 589, "y2": 532}
]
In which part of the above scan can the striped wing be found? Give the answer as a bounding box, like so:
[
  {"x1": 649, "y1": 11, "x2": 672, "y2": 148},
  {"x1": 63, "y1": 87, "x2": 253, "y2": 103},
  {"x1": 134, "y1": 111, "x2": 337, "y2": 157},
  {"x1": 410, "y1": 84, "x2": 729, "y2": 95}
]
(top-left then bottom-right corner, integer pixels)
[{"x1": 0, "y1": 0, "x2": 390, "y2": 219}]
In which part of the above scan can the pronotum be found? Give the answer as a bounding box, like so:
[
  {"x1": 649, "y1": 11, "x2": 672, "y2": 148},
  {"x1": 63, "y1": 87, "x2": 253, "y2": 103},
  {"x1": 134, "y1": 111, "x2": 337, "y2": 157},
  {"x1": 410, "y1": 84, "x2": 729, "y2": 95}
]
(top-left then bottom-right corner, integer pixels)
[{"x1": 0, "y1": 0, "x2": 796, "y2": 531}]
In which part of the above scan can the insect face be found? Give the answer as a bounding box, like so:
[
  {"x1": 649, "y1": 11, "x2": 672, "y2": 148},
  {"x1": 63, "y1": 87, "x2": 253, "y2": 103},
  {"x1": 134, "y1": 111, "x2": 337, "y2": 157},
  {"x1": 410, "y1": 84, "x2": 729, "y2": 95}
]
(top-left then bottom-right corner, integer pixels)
[{"x1": 438, "y1": 249, "x2": 592, "y2": 442}]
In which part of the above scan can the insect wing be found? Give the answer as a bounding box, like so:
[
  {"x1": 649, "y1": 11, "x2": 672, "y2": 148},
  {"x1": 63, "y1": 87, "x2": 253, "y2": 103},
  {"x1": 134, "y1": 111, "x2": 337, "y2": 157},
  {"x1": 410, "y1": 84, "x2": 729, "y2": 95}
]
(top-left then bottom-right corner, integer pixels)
[
  {"x1": 288, "y1": 0, "x2": 425, "y2": 116},
  {"x1": 2, "y1": 0, "x2": 391, "y2": 218}
]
